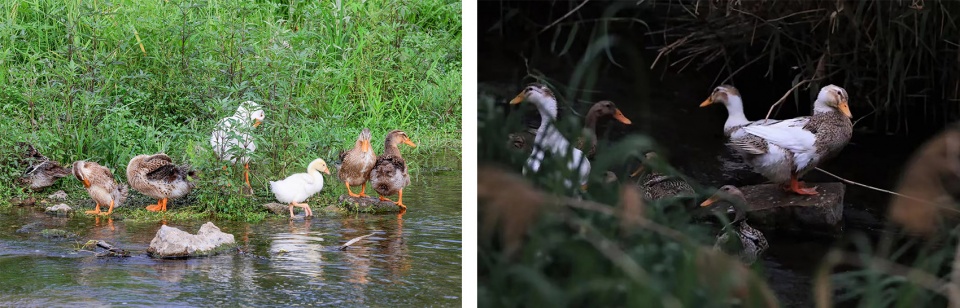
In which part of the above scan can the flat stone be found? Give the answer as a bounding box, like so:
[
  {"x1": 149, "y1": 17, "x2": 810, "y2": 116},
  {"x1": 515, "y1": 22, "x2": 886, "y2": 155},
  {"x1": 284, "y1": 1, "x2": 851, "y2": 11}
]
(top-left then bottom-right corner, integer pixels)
[
  {"x1": 262, "y1": 202, "x2": 288, "y2": 215},
  {"x1": 147, "y1": 222, "x2": 236, "y2": 258},
  {"x1": 44, "y1": 203, "x2": 73, "y2": 215},
  {"x1": 739, "y1": 182, "x2": 845, "y2": 235},
  {"x1": 16, "y1": 222, "x2": 43, "y2": 234},
  {"x1": 47, "y1": 190, "x2": 68, "y2": 200},
  {"x1": 337, "y1": 195, "x2": 403, "y2": 213}
]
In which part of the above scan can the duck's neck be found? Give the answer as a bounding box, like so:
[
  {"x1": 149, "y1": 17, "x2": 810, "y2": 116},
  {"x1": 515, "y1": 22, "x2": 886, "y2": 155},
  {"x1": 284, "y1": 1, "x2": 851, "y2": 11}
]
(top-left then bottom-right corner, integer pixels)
[
  {"x1": 532, "y1": 96, "x2": 560, "y2": 138},
  {"x1": 723, "y1": 96, "x2": 750, "y2": 129},
  {"x1": 812, "y1": 99, "x2": 833, "y2": 115},
  {"x1": 384, "y1": 144, "x2": 402, "y2": 157}
]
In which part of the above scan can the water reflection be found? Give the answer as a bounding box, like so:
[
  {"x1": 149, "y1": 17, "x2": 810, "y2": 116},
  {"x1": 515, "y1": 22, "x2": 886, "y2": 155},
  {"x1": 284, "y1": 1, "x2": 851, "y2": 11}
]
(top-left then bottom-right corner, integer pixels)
[{"x1": 270, "y1": 219, "x2": 325, "y2": 280}]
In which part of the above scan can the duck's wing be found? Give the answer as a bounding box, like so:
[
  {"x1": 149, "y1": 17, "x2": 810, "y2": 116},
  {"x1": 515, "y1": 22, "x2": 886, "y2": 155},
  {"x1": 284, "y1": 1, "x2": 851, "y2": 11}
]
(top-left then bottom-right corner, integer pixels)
[
  {"x1": 741, "y1": 118, "x2": 817, "y2": 171},
  {"x1": 145, "y1": 164, "x2": 181, "y2": 183}
]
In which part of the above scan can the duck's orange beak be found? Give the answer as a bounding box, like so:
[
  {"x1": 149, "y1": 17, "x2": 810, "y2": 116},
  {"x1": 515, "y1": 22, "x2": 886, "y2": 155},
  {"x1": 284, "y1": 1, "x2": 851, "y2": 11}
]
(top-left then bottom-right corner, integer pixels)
[
  {"x1": 253, "y1": 119, "x2": 262, "y2": 128},
  {"x1": 509, "y1": 92, "x2": 526, "y2": 105},
  {"x1": 322, "y1": 166, "x2": 331, "y2": 175},
  {"x1": 403, "y1": 138, "x2": 417, "y2": 148},
  {"x1": 699, "y1": 96, "x2": 714, "y2": 107},
  {"x1": 361, "y1": 140, "x2": 370, "y2": 153},
  {"x1": 613, "y1": 108, "x2": 632, "y2": 125},
  {"x1": 700, "y1": 194, "x2": 721, "y2": 207},
  {"x1": 82, "y1": 178, "x2": 91, "y2": 188},
  {"x1": 838, "y1": 100, "x2": 852, "y2": 118},
  {"x1": 629, "y1": 165, "x2": 645, "y2": 178}
]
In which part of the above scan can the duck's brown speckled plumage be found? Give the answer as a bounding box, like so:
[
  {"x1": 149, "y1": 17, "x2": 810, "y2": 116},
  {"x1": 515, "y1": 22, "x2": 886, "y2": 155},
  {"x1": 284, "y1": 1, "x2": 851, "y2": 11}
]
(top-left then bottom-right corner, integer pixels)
[
  {"x1": 703, "y1": 185, "x2": 768, "y2": 265},
  {"x1": 337, "y1": 128, "x2": 377, "y2": 186},
  {"x1": 126, "y1": 154, "x2": 196, "y2": 200},
  {"x1": 633, "y1": 152, "x2": 694, "y2": 201},
  {"x1": 371, "y1": 130, "x2": 414, "y2": 198},
  {"x1": 17, "y1": 143, "x2": 71, "y2": 191},
  {"x1": 73, "y1": 161, "x2": 128, "y2": 210}
]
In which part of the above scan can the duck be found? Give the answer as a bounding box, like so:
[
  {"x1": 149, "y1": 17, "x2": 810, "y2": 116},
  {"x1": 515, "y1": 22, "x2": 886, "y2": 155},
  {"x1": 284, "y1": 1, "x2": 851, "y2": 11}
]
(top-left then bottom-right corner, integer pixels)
[
  {"x1": 576, "y1": 100, "x2": 633, "y2": 159},
  {"x1": 270, "y1": 158, "x2": 330, "y2": 218},
  {"x1": 337, "y1": 128, "x2": 377, "y2": 198},
  {"x1": 699, "y1": 85, "x2": 783, "y2": 138},
  {"x1": 73, "y1": 160, "x2": 128, "y2": 215},
  {"x1": 510, "y1": 100, "x2": 633, "y2": 159},
  {"x1": 629, "y1": 152, "x2": 695, "y2": 201},
  {"x1": 509, "y1": 83, "x2": 591, "y2": 190},
  {"x1": 370, "y1": 130, "x2": 417, "y2": 210},
  {"x1": 126, "y1": 154, "x2": 196, "y2": 212},
  {"x1": 727, "y1": 85, "x2": 853, "y2": 195},
  {"x1": 210, "y1": 101, "x2": 265, "y2": 189},
  {"x1": 17, "y1": 143, "x2": 71, "y2": 191},
  {"x1": 700, "y1": 185, "x2": 768, "y2": 264}
]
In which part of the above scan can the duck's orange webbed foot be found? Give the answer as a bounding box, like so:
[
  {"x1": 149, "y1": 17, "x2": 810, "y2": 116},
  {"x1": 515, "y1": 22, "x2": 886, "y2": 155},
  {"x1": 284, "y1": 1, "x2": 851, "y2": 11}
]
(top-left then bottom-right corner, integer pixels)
[
  {"x1": 345, "y1": 182, "x2": 361, "y2": 198},
  {"x1": 85, "y1": 203, "x2": 102, "y2": 215}
]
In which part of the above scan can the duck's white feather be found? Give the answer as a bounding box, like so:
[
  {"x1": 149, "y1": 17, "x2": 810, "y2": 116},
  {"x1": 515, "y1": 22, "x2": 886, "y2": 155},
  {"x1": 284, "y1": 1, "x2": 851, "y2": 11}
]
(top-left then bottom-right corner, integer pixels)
[
  {"x1": 211, "y1": 101, "x2": 264, "y2": 164},
  {"x1": 270, "y1": 171, "x2": 324, "y2": 204},
  {"x1": 742, "y1": 119, "x2": 817, "y2": 172}
]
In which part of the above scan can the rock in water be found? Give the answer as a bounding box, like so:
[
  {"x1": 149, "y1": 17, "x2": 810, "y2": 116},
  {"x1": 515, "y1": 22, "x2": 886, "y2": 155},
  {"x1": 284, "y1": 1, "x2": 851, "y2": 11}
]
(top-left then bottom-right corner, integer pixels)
[
  {"x1": 44, "y1": 203, "x2": 73, "y2": 216},
  {"x1": 147, "y1": 222, "x2": 236, "y2": 258},
  {"x1": 337, "y1": 195, "x2": 403, "y2": 213},
  {"x1": 262, "y1": 202, "x2": 288, "y2": 215},
  {"x1": 737, "y1": 182, "x2": 845, "y2": 236},
  {"x1": 48, "y1": 190, "x2": 68, "y2": 200}
]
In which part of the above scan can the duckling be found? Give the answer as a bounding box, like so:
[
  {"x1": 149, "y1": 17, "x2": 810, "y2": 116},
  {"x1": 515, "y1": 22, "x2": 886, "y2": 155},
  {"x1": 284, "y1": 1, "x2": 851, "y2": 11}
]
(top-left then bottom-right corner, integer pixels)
[
  {"x1": 370, "y1": 130, "x2": 417, "y2": 210},
  {"x1": 126, "y1": 154, "x2": 196, "y2": 212},
  {"x1": 510, "y1": 83, "x2": 591, "y2": 190},
  {"x1": 337, "y1": 128, "x2": 377, "y2": 198},
  {"x1": 727, "y1": 85, "x2": 853, "y2": 195},
  {"x1": 629, "y1": 152, "x2": 694, "y2": 201},
  {"x1": 576, "y1": 100, "x2": 633, "y2": 159},
  {"x1": 270, "y1": 158, "x2": 331, "y2": 218},
  {"x1": 701, "y1": 185, "x2": 768, "y2": 264},
  {"x1": 73, "y1": 161, "x2": 128, "y2": 215},
  {"x1": 210, "y1": 101, "x2": 265, "y2": 189},
  {"x1": 17, "y1": 143, "x2": 71, "y2": 191}
]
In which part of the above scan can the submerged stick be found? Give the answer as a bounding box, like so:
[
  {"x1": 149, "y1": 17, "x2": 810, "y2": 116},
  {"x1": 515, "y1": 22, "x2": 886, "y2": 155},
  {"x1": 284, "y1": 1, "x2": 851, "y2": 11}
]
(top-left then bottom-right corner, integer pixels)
[{"x1": 339, "y1": 233, "x2": 376, "y2": 251}]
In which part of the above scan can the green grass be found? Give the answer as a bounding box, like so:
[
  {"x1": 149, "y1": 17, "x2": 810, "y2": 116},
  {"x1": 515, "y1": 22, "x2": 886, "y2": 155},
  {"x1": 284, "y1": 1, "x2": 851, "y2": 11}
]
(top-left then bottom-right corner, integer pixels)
[{"x1": 0, "y1": 0, "x2": 461, "y2": 221}]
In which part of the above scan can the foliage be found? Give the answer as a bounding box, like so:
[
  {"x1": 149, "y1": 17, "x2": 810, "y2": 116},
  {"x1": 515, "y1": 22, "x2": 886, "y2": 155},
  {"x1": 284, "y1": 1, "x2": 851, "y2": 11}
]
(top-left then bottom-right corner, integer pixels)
[
  {"x1": 656, "y1": 0, "x2": 960, "y2": 134},
  {"x1": 0, "y1": 0, "x2": 461, "y2": 219}
]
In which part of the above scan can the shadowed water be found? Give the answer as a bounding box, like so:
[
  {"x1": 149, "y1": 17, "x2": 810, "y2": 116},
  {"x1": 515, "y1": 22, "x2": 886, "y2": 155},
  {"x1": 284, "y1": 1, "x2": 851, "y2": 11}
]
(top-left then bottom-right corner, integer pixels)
[{"x1": 0, "y1": 154, "x2": 462, "y2": 307}]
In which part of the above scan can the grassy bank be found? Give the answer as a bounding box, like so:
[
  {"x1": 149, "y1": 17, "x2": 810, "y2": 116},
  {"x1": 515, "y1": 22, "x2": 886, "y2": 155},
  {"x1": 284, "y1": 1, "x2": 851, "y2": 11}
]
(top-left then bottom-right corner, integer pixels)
[{"x1": 0, "y1": 0, "x2": 461, "y2": 221}]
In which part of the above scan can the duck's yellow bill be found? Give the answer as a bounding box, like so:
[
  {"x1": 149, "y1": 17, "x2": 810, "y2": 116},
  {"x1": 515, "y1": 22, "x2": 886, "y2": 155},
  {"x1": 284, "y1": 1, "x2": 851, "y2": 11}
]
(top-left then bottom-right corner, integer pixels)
[
  {"x1": 838, "y1": 101, "x2": 852, "y2": 118},
  {"x1": 613, "y1": 108, "x2": 632, "y2": 125},
  {"x1": 699, "y1": 97, "x2": 713, "y2": 107}
]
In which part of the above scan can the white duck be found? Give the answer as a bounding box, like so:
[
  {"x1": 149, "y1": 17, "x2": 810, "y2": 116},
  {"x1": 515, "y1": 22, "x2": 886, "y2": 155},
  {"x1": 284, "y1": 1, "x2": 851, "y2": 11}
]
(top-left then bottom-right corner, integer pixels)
[
  {"x1": 699, "y1": 85, "x2": 783, "y2": 138},
  {"x1": 509, "y1": 83, "x2": 591, "y2": 190},
  {"x1": 727, "y1": 85, "x2": 853, "y2": 195},
  {"x1": 211, "y1": 101, "x2": 265, "y2": 188},
  {"x1": 270, "y1": 158, "x2": 331, "y2": 218}
]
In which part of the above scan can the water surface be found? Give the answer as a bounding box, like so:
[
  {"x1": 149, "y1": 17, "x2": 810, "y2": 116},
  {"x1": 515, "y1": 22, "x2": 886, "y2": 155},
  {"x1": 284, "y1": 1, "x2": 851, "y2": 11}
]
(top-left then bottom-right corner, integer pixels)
[{"x1": 0, "y1": 155, "x2": 462, "y2": 307}]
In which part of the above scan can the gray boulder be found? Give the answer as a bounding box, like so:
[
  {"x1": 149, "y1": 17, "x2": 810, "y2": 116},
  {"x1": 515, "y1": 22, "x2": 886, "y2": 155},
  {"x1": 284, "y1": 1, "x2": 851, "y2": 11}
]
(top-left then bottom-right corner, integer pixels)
[
  {"x1": 147, "y1": 222, "x2": 236, "y2": 258},
  {"x1": 44, "y1": 203, "x2": 73, "y2": 215}
]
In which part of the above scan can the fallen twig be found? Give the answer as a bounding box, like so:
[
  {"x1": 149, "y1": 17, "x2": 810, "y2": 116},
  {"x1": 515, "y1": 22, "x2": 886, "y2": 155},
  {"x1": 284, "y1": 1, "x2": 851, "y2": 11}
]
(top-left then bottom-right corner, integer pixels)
[
  {"x1": 764, "y1": 79, "x2": 813, "y2": 121},
  {"x1": 813, "y1": 167, "x2": 938, "y2": 206},
  {"x1": 339, "y1": 233, "x2": 376, "y2": 251}
]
